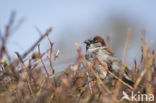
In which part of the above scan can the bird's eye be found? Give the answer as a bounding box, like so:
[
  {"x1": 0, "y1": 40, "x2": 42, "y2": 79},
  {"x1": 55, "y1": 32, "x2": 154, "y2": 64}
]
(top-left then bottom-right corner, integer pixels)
[
  {"x1": 92, "y1": 40, "x2": 97, "y2": 43},
  {"x1": 90, "y1": 40, "x2": 95, "y2": 44}
]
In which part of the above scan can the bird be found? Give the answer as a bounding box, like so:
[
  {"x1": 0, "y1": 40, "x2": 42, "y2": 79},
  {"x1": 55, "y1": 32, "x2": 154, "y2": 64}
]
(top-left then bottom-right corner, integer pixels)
[{"x1": 84, "y1": 36, "x2": 134, "y2": 86}]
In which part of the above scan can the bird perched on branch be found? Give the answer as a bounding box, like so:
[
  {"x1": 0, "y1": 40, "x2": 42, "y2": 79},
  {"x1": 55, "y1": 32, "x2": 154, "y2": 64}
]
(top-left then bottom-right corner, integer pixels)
[{"x1": 84, "y1": 36, "x2": 134, "y2": 86}]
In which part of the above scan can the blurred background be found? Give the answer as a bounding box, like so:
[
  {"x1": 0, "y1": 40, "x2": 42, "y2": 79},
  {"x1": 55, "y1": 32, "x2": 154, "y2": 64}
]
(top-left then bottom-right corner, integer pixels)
[{"x1": 0, "y1": 0, "x2": 156, "y2": 71}]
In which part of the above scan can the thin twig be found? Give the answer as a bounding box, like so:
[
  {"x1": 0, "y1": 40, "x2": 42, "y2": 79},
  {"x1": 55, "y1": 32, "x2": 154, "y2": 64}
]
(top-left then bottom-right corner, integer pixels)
[
  {"x1": 38, "y1": 45, "x2": 49, "y2": 77},
  {"x1": 122, "y1": 28, "x2": 131, "y2": 64},
  {"x1": 75, "y1": 43, "x2": 119, "y2": 102},
  {"x1": 15, "y1": 52, "x2": 35, "y2": 100},
  {"x1": 0, "y1": 11, "x2": 16, "y2": 59},
  {"x1": 134, "y1": 37, "x2": 153, "y2": 89},
  {"x1": 96, "y1": 58, "x2": 134, "y2": 90},
  {"x1": 111, "y1": 28, "x2": 132, "y2": 103},
  {"x1": 22, "y1": 27, "x2": 52, "y2": 59}
]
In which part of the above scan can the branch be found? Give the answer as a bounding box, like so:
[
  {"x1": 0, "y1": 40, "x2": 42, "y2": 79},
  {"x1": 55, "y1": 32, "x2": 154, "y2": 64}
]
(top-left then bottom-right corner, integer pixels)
[{"x1": 22, "y1": 27, "x2": 52, "y2": 59}]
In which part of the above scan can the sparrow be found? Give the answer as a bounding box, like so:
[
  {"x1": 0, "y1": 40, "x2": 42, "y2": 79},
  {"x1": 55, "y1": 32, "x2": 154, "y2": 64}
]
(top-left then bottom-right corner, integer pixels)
[{"x1": 84, "y1": 36, "x2": 134, "y2": 86}]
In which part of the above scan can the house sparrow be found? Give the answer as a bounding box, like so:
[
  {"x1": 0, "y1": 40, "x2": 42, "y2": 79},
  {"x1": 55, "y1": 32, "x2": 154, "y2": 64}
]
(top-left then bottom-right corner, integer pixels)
[{"x1": 84, "y1": 36, "x2": 134, "y2": 86}]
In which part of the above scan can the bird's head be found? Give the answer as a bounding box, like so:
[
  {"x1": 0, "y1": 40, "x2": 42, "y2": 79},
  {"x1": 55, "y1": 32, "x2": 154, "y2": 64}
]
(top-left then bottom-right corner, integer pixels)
[{"x1": 84, "y1": 36, "x2": 106, "y2": 50}]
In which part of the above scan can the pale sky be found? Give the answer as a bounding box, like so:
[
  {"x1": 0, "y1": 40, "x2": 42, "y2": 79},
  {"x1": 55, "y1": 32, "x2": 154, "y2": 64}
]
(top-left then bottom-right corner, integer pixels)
[{"x1": 0, "y1": 0, "x2": 156, "y2": 71}]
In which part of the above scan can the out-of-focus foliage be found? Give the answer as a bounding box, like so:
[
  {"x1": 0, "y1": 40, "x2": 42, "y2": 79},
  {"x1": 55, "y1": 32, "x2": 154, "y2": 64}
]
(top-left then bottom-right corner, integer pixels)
[{"x1": 0, "y1": 13, "x2": 155, "y2": 103}]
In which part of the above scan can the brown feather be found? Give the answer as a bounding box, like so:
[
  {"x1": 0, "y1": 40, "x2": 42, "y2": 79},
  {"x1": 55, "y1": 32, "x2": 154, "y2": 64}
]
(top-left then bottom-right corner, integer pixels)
[
  {"x1": 93, "y1": 36, "x2": 106, "y2": 46},
  {"x1": 104, "y1": 48, "x2": 114, "y2": 56}
]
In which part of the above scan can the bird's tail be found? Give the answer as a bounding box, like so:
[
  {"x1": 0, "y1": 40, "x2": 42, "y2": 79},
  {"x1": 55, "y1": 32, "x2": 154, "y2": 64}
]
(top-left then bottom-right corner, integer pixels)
[{"x1": 122, "y1": 76, "x2": 134, "y2": 86}]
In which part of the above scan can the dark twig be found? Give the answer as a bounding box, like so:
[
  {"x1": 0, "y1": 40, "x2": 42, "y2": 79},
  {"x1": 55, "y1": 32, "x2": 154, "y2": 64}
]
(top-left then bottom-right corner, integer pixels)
[
  {"x1": 0, "y1": 11, "x2": 16, "y2": 59},
  {"x1": 38, "y1": 45, "x2": 49, "y2": 77},
  {"x1": 22, "y1": 27, "x2": 52, "y2": 59}
]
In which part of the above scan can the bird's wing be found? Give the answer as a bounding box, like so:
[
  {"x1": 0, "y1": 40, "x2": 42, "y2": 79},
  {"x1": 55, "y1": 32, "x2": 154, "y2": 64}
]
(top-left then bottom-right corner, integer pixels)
[{"x1": 102, "y1": 47, "x2": 114, "y2": 56}]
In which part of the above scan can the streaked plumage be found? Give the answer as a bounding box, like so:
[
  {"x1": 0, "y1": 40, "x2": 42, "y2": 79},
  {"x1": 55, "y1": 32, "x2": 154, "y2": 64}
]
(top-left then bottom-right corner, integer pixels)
[{"x1": 84, "y1": 36, "x2": 134, "y2": 86}]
